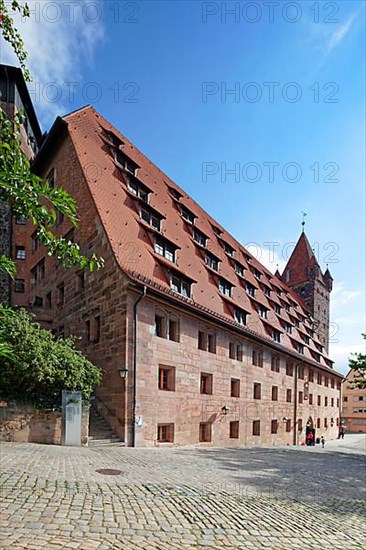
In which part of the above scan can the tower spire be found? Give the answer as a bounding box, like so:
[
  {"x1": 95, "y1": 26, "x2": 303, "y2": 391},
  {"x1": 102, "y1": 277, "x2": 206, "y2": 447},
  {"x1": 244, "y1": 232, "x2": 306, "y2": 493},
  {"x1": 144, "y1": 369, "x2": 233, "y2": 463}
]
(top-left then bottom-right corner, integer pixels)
[{"x1": 301, "y1": 211, "x2": 307, "y2": 233}]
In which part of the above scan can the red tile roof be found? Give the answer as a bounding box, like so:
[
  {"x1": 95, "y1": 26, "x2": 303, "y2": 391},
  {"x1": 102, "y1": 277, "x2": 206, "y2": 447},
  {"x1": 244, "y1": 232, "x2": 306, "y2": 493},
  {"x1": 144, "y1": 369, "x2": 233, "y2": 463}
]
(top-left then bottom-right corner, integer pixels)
[{"x1": 63, "y1": 106, "x2": 336, "y2": 372}]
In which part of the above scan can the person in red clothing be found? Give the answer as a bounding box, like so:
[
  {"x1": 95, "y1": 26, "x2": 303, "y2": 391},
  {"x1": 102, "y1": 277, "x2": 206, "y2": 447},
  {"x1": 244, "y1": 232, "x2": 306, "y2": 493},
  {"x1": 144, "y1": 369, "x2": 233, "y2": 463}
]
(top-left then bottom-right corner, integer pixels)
[{"x1": 306, "y1": 431, "x2": 314, "y2": 446}]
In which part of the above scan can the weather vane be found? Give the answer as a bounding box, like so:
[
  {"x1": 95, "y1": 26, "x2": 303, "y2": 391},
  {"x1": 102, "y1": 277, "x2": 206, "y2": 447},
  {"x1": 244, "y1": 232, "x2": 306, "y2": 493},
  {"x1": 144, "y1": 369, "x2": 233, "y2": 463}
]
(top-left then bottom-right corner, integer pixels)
[{"x1": 301, "y1": 211, "x2": 307, "y2": 232}]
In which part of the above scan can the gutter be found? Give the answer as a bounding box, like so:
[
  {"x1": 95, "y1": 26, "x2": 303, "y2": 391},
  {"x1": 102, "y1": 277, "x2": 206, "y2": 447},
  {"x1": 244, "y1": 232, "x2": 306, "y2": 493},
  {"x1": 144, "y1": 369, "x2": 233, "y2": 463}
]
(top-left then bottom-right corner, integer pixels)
[{"x1": 131, "y1": 285, "x2": 147, "y2": 447}]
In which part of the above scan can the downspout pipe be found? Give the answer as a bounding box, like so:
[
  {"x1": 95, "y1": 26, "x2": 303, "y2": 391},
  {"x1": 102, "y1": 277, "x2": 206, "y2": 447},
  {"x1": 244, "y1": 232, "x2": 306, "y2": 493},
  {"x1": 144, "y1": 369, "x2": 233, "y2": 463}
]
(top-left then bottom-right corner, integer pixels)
[
  {"x1": 293, "y1": 362, "x2": 299, "y2": 446},
  {"x1": 132, "y1": 285, "x2": 147, "y2": 447}
]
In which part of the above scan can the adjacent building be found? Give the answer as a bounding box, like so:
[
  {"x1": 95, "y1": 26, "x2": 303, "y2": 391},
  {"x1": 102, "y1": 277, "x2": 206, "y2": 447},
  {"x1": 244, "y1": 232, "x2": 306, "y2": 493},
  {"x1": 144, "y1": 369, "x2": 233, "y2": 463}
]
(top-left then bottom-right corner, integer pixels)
[
  {"x1": 341, "y1": 370, "x2": 366, "y2": 433},
  {"x1": 1, "y1": 64, "x2": 343, "y2": 447}
]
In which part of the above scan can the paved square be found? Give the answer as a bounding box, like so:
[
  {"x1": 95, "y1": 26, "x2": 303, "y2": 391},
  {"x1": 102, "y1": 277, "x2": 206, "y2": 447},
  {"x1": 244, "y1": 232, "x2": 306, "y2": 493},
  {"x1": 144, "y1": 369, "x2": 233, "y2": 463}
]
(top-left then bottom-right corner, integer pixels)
[{"x1": 0, "y1": 438, "x2": 365, "y2": 549}]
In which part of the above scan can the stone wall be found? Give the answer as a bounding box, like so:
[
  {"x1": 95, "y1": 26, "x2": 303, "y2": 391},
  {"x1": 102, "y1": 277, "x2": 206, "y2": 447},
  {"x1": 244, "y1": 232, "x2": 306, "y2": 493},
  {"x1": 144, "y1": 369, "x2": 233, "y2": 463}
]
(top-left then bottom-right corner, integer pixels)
[{"x1": 0, "y1": 401, "x2": 90, "y2": 445}]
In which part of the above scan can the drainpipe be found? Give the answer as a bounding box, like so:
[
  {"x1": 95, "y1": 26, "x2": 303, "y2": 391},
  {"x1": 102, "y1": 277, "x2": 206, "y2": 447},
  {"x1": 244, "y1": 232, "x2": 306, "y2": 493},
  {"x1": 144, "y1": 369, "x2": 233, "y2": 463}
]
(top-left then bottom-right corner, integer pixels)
[
  {"x1": 131, "y1": 285, "x2": 147, "y2": 447},
  {"x1": 293, "y1": 362, "x2": 299, "y2": 446}
]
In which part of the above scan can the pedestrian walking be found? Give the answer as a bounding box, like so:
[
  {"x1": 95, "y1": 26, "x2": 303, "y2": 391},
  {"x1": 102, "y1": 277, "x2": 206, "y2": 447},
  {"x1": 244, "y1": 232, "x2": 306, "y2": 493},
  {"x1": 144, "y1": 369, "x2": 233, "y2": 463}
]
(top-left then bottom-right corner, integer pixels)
[{"x1": 320, "y1": 436, "x2": 325, "y2": 448}]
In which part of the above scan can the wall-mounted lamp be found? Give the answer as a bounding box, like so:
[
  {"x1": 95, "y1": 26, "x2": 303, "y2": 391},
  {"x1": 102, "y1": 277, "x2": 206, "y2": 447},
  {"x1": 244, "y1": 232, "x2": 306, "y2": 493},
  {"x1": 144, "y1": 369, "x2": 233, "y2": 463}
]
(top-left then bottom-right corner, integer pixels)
[
  {"x1": 221, "y1": 405, "x2": 229, "y2": 416},
  {"x1": 118, "y1": 367, "x2": 128, "y2": 380}
]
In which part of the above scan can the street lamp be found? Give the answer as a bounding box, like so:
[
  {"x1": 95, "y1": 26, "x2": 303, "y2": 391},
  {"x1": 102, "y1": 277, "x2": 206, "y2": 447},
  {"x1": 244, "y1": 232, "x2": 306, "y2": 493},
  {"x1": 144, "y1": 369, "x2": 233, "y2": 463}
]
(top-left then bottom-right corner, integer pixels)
[{"x1": 118, "y1": 367, "x2": 128, "y2": 380}]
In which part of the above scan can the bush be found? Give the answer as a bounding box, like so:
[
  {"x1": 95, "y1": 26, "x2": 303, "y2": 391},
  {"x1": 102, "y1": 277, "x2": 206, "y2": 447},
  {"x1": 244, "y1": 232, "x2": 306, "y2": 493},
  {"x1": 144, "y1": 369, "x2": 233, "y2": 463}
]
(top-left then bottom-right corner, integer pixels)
[{"x1": 0, "y1": 306, "x2": 102, "y2": 409}]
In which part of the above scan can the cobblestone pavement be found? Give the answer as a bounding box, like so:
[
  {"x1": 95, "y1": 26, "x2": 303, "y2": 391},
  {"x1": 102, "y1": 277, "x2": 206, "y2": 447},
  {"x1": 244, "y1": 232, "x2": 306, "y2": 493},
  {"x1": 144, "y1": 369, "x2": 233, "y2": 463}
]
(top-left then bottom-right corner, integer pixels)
[{"x1": 1, "y1": 442, "x2": 365, "y2": 549}]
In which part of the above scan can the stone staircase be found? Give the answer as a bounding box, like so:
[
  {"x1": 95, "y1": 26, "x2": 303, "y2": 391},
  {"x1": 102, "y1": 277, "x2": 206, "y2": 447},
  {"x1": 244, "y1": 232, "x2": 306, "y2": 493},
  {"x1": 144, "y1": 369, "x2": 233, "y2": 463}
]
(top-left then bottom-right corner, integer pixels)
[{"x1": 88, "y1": 404, "x2": 124, "y2": 447}]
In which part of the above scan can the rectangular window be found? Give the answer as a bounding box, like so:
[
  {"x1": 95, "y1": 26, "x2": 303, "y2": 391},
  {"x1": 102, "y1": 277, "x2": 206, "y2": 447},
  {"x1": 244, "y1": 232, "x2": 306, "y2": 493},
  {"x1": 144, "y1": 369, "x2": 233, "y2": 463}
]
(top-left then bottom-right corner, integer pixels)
[
  {"x1": 31, "y1": 231, "x2": 40, "y2": 253},
  {"x1": 259, "y1": 305, "x2": 268, "y2": 319},
  {"x1": 155, "y1": 315, "x2": 166, "y2": 338},
  {"x1": 193, "y1": 229, "x2": 207, "y2": 248},
  {"x1": 309, "y1": 393, "x2": 313, "y2": 405},
  {"x1": 286, "y1": 419, "x2": 291, "y2": 432},
  {"x1": 252, "y1": 420, "x2": 260, "y2": 436},
  {"x1": 285, "y1": 323, "x2": 292, "y2": 334},
  {"x1": 263, "y1": 286, "x2": 271, "y2": 297},
  {"x1": 286, "y1": 389, "x2": 292, "y2": 403},
  {"x1": 298, "y1": 366, "x2": 304, "y2": 379},
  {"x1": 46, "y1": 292, "x2": 52, "y2": 309},
  {"x1": 168, "y1": 318, "x2": 179, "y2": 342},
  {"x1": 252, "y1": 268, "x2": 261, "y2": 280},
  {"x1": 219, "y1": 278, "x2": 232, "y2": 297},
  {"x1": 337, "y1": 398, "x2": 339, "y2": 408},
  {"x1": 234, "y1": 308, "x2": 247, "y2": 326},
  {"x1": 317, "y1": 418, "x2": 321, "y2": 429},
  {"x1": 58, "y1": 283, "x2": 65, "y2": 306},
  {"x1": 324, "y1": 396, "x2": 328, "y2": 407},
  {"x1": 200, "y1": 373, "x2": 213, "y2": 395},
  {"x1": 252, "y1": 349, "x2": 263, "y2": 367},
  {"x1": 324, "y1": 377, "x2": 329, "y2": 387},
  {"x1": 286, "y1": 362, "x2": 294, "y2": 376},
  {"x1": 246, "y1": 283, "x2": 256, "y2": 297},
  {"x1": 199, "y1": 422, "x2": 212, "y2": 442},
  {"x1": 171, "y1": 274, "x2": 191, "y2": 297},
  {"x1": 271, "y1": 355, "x2": 280, "y2": 372},
  {"x1": 198, "y1": 330, "x2": 207, "y2": 350},
  {"x1": 331, "y1": 378, "x2": 335, "y2": 389},
  {"x1": 223, "y1": 242, "x2": 235, "y2": 256},
  {"x1": 317, "y1": 373, "x2": 322, "y2": 385},
  {"x1": 16, "y1": 246, "x2": 26, "y2": 260},
  {"x1": 15, "y1": 215, "x2": 26, "y2": 225},
  {"x1": 155, "y1": 237, "x2": 176, "y2": 263},
  {"x1": 231, "y1": 378, "x2": 240, "y2": 398},
  {"x1": 298, "y1": 419, "x2": 303, "y2": 432},
  {"x1": 127, "y1": 177, "x2": 149, "y2": 202},
  {"x1": 229, "y1": 421, "x2": 239, "y2": 439},
  {"x1": 208, "y1": 333, "x2": 216, "y2": 354},
  {"x1": 324, "y1": 418, "x2": 328, "y2": 428},
  {"x1": 141, "y1": 207, "x2": 161, "y2": 231},
  {"x1": 331, "y1": 397, "x2": 334, "y2": 407},
  {"x1": 274, "y1": 304, "x2": 281, "y2": 314},
  {"x1": 235, "y1": 262, "x2": 244, "y2": 277},
  {"x1": 253, "y1": 383, "x2": 261, "y2": 400},
  {"x1": 298, "y1": 391, "x2": 303, "y2": 404},
  {"x1": 317, "y1": 395, "x2": 321, "y2": 406},
  {"x1": 181, "y1": 206, "x2": 195, "y2": 224},
  {"x1": 273, "y1": 330, "x2": 281, "y2": 343},
  {"x1": 157, "y1": 423, "x2": 174, "y2": 443},
  {"x1": 308, "y1": 369, "x2": 314, "y2": 383},
  {"x1": 205, "y1": 253, "x2": 219, "y2": 271},
  {"x1": 271, "y1": 419, "x2": 278, "y2": 434},
  {"x1": 229, "y1": 343, "x2": 242, "y2": 361},
  {"x1": 94, "y1": 315, "x2": 101, "y2": 343},
  {"x1": 272, "y1": 386, "x2": 278, "y2": 401},
  {"x1": 14, "y1": 279, "x2": 25, "y2": 293},
  {"x1": 158, "y1": 366, "x2": 175, "y2": 391}
]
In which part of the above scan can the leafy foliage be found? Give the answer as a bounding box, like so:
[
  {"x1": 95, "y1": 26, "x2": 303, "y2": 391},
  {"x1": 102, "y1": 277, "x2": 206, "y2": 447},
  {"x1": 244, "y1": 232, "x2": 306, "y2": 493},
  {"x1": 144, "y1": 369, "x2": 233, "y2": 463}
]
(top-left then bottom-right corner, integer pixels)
[
  {"x1": 0, "y1": 306, "x2": 102, "y2": 408},
  {"x1": 348, "y1": 334, "x2": 366, "y2": 389},
  {"x1": 0, "y1": 1, "x2": 104, "y2": 274}
]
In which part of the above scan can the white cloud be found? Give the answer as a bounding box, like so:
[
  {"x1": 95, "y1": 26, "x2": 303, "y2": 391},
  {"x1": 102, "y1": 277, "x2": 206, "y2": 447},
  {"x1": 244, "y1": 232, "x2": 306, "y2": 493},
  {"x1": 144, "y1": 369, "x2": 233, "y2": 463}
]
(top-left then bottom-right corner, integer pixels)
[
  {"x1": 325, "y1": 14, "x2": 357, "y2": 55},
  {"x1": 0, "y1": 0, "x2": 105, "y2": 126}
]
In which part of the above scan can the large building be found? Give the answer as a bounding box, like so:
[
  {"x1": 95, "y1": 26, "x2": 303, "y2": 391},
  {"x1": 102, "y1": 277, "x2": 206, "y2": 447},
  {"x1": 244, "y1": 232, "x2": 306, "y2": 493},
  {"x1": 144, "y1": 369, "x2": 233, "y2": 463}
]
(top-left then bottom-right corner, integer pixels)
[
  {"x1": 1, "y1": 64, "x2": 343, "y2": 447},
  {"x1": 341, "y1": 370, "x2": 366, "y2": 433}
]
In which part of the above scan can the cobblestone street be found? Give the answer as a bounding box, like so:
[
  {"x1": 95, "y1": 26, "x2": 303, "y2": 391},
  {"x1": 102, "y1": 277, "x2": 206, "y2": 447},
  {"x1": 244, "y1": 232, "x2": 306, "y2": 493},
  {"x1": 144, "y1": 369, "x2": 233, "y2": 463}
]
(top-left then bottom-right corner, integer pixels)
[{"x1": 1, "y1": 439, "x2": 365, "y2": 549}]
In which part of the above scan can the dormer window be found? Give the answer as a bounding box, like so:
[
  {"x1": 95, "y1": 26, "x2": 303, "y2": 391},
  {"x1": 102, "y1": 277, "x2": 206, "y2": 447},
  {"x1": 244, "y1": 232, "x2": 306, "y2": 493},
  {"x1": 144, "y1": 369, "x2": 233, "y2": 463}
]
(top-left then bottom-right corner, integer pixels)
[
  {"x1": 285, "y1": 323, "x2": 292, "y2": 334},
  {"x1": 234, "y1": 308, "x2": 247, "y2": 326},
  {"x1": 259, "y1": 305, "x2": 268, "y2": 319},
  {"x1": 274, "y1": 304, "x2": 281, "y2": 315},
  {"x1": 102, "y1": 128, "x2": 124, "y2": 148},
  {"x1": 296, "y1": 343, "x2": 304, "y2": 354},
  {"x1": 246, "y1": 283, "x2": 256, "y2": 297},
  {"x1": 223, "y1": 242, "x2": 235, "y2": 257},
  {"x1": 114, "y1": 149, "x2": 138, "y2": 175},
  {"x1": 171, "y1": 273, "x2": 191, "y2": 298},
  {"x1": 155, "y1": 237, "x2": 176, "y2": 263},
  {"x1": 167, "y1": 185, "x2": 183, "y2": 201},
  {"x1": 235, "y1": 262, "x2": 244, "y2": 277},
  {"x1": 205, "y1": 253, "x2": 219, "y2": 271},
  {"x1": 285, "y1": 303, "x2": 290, "y2": 312},
  {"x1": 212, "y1": 225, "x2": 222, "y2": 236},
  {"x1": 219, "y1": 278, "x2": 232, "y2": 297},
  {"x1": 252, "y1": 268, "x2": 261, "y2": 280},
  {"x1": 276, "y1": 288, "x2": 281, "y2": 297},
  {"x1": 273, "y1": 330, "x2": 281, "y2": 343},
  {"x1": 294, "y1": 318, "x2": 300, "y2": 327},
  {"x1": 181, "y1": 206, "x2": 195, "y2": 224},
  {"x1": 140, "y1": 206, "x2": 161, "y2": 231},
  {"x1": 193, "y1": 229, "x2": 207, "y2": 248},
  {"x1": 263, "y1": 286, "x2": 271, "y2": 297},
  {"x1": 128, "y1": 178, "x2": 149, "y2": 203},
  {"x1": 304, "y1": 335, "x2": 310, "y2": 344}
]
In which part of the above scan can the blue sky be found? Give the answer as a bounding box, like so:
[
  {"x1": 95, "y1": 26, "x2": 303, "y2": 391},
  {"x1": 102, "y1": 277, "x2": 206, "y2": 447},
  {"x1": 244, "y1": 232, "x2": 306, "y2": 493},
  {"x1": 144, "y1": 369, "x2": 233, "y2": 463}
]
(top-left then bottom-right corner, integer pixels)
[{"x1": 1, "y1": 0, "x2": 365, "y2": 372}]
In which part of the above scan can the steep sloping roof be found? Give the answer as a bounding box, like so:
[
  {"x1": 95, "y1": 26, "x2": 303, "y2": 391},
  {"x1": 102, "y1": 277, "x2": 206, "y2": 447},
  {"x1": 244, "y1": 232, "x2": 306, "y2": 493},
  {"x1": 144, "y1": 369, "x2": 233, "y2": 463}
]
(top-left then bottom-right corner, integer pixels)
[
  {"x1": 281, "y1": 232, "x2": 330, "y2": 287},
  {"x1": 63, "y1": 106, "x2": 336, "y2": 372}
]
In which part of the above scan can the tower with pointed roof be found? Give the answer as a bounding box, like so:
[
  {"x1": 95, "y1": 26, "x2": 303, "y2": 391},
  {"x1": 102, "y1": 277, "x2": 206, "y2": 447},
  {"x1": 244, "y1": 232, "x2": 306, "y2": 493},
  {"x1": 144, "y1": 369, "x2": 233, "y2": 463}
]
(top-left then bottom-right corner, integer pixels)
[{"x1": 280, "y1": 231, "x2": 333, "y2": 353}]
